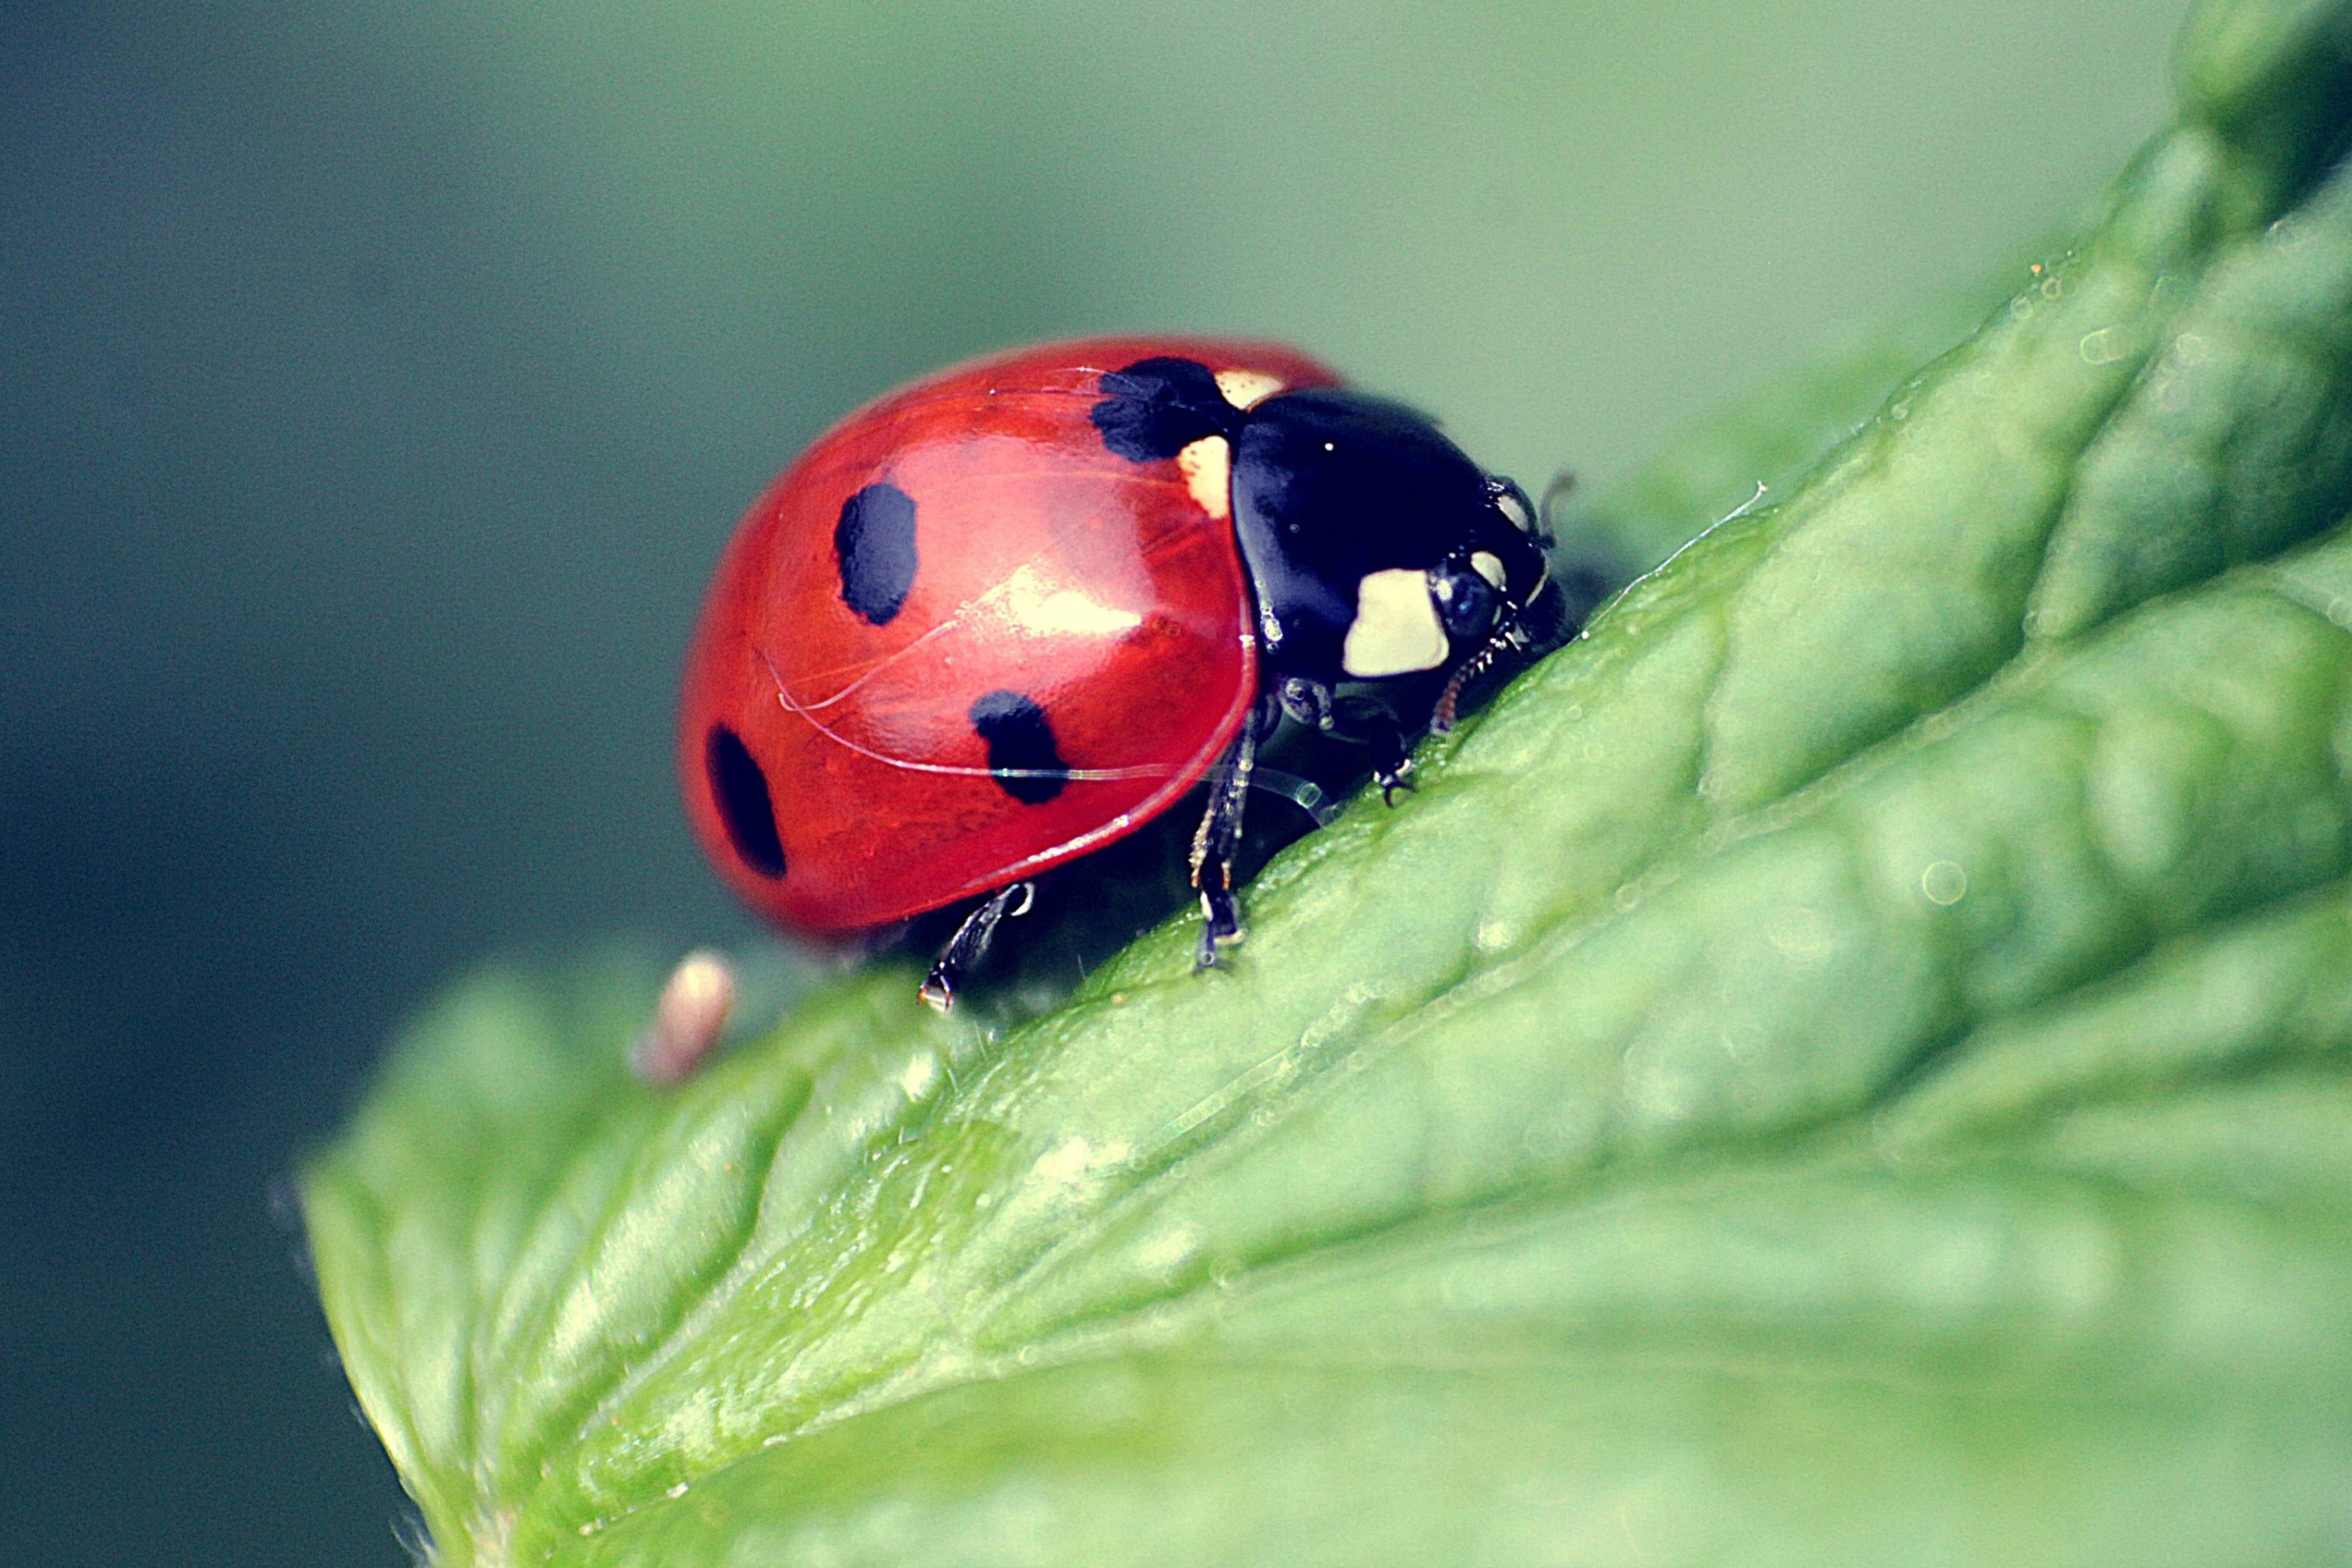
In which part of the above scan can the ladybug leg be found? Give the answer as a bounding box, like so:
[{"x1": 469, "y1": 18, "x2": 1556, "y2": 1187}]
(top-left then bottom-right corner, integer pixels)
[
  {"x1": 1277, "y1": 675, "x2": 1337, "y2": 732},
  {"x1": 1365, "y1": 719, "x2": 1416, "y2": 805},
  {"x1": 1316, "y1": 691, "x2": 1420, "y2": 804},
  {"x1": 1325, "y1": 694, "x2": 1417, "y2": 804},
  {"x1": 1190, "y1": 719, "x2": 1261, "y2": 969},
  {"x1": 1250, "y1": 688, "x2": 1289, "y2": 742},
  {"x1": 920, "y1": 880, "x2": 1036, "y2": 1012}
]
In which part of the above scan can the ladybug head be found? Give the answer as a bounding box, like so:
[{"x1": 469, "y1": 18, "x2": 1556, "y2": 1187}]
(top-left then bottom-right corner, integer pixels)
[
  {"x1": 1220, "y1": 384, "x2": 1562, "y2": 696},
  {"x1": 1471, "y1": 474, "x2": 1555, "y2": 615},
  {"x1": 1422, "y1": 476, "x2": 1559, "y2": 733},
  {"x1": 1422, "y1": 475, "x2": 1553, "y2": 649}
]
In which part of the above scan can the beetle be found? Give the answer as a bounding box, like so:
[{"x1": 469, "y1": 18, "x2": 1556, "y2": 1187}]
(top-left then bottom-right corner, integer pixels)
[{"x1": 678, "y1": 336, "x2": 1559, "y2": 1007}]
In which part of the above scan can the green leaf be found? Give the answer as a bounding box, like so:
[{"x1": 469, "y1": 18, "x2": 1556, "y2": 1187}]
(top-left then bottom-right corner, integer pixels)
[{"x1": 303, "y1": 2, "x2": 2352, "y2": 1561}]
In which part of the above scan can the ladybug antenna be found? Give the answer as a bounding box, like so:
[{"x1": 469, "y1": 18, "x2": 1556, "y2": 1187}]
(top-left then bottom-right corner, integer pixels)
[{"x1": 1535, "y1": 470, "x2": 1575, "y2": 550}]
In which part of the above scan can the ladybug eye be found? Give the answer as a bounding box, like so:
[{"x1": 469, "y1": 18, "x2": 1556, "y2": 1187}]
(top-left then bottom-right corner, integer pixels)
[
  {"x1": 706, "y1": 725, "x2": 787, "y2": 879},
  {"x1": 1428, "y1": 559, "x2": 1502, "y2": 642}
]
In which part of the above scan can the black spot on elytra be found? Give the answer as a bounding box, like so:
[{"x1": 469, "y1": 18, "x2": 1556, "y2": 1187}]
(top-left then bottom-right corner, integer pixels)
[
  {"x1": 834, "y1": 483, "x2": 918, "y2": 625},
  {"x1": 970, "y1": 690, "x2": 1067, "y2": 804},
  {"x1": 706, "y1": 725, "x2": 786, "y2": 878},
  {"x1": 1089, "y1": 356, "x2": 1236, "y2": 462}
]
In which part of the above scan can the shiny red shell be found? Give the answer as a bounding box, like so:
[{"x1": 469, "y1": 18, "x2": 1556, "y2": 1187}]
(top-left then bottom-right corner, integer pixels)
[{"x1": 679, "y1": 336, "x2": 1341, "y2": 933}]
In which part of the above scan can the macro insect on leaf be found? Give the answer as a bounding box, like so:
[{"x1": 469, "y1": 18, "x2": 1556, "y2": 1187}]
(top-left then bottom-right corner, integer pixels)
[
  {"x1": 677, "y1": 338, "x2": 1572, "y2": 1005},
  {"x1": 302, "y1": 0, "x2": 2352, "y2": 1561}
]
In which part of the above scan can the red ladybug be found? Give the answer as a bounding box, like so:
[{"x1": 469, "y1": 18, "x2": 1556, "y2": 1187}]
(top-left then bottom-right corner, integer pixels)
[{"x1": 679, "y1": 336, "x2": 1556, "y2": 1006}]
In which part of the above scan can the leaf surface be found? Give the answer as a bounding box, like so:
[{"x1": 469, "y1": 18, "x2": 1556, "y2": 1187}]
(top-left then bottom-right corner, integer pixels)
[{"x1": 304, "y1": 3, "x2": 2352, "y2": 1560}]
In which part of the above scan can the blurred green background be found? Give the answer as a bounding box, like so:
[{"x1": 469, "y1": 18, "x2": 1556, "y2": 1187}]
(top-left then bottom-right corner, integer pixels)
[{"x1": 0, "y1": 1, "x2": 2185, "y2": 1561}]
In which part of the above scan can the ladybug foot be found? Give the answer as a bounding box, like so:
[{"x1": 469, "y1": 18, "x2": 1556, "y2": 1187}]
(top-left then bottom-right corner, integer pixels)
[
  {"x1": 1196, "y1": 887, "x2": 1245, "y2": 970},
  {"x1": 1356, "y1": 716, "x2": 1416, "y2": 805},
  {"x1": 920, "y1": 880, "x2": 1035, "y2": 1012},
  {"x1": 1189, "y1": 723, "x2": 1255, "y2": 972}
]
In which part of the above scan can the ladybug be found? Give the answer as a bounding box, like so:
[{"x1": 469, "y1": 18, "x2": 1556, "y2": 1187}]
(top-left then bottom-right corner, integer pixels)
[{"x1": 679, "y1": 336, "x2": 1559, "y2": 1008}]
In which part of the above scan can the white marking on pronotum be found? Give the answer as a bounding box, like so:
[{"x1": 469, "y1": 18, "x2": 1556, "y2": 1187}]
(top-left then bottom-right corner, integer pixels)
[
  {"x1": 1342, "y1": 568, "x2": 1450, "y2": 678},
  {"x1": 1214, "y1": 368, "x2": 1285, "y2": 409},
  {"x1": 1177, "y1": 434, "x2": 1232, "y2": 520},
  {"x1": 1494, "y1": 489, "x2": 1534, "y2": 532}
]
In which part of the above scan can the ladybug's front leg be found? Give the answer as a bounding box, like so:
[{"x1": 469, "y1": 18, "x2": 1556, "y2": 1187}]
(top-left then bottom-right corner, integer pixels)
[
  {"x1": 1284, "y1": 677, "x2": 1417, "y2": 804},
  {"x1": 1361, "y1": 717, "x2": 1416, "y2": 805}
]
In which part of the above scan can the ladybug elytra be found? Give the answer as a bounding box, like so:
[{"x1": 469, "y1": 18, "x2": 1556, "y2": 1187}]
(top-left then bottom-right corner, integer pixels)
[{"x1": 679, "y1": 337, "x2": 1562, "y2": 1007}]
